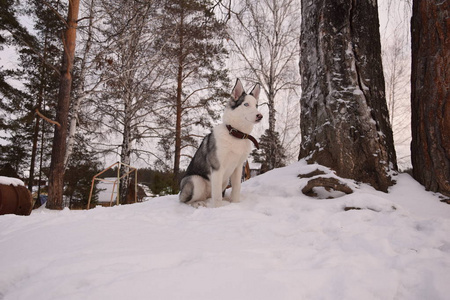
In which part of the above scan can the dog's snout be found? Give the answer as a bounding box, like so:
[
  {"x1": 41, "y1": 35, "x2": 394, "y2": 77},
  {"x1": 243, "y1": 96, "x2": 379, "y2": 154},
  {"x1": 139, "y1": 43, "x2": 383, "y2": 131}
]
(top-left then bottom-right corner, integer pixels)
[{"x1": 256, "y1": 114, "x2": 263, "y2": 121}]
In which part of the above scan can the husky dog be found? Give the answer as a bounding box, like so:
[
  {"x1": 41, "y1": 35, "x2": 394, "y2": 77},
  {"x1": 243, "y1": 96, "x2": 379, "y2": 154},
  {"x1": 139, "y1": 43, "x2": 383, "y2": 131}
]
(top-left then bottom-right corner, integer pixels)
[{"x1": 179, "y1": 79, "x2": 263, "y2": 207}]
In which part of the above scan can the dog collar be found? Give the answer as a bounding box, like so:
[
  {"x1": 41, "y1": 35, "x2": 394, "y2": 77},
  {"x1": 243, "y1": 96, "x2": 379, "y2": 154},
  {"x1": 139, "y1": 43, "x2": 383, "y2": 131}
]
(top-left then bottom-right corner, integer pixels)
[{"x1": 226, "y1": 125, "x2": 259, "y2": 149}]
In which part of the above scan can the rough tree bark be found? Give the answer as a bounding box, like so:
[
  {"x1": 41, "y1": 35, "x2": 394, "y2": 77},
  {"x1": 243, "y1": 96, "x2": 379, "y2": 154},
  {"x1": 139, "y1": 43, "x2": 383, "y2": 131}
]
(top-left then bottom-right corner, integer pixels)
[
  {"x1": 410, "y1": 0, "x2": 450, "y2": 197},
  {"x1": 64, "y1": 0, "x2": 95, "y2": 170},
  {"x1": 46, "y1": 0, "x2": 80, "y2": 209},
  {"x1": 299, "y1": 0, "x2": 397, "y2": 192}
]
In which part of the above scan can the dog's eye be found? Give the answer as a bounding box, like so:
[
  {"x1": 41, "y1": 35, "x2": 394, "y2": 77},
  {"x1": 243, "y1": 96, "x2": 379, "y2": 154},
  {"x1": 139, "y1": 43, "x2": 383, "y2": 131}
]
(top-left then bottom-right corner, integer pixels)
[{"x1": 244, "y1": 103, "x2": 249, "y2": 107}]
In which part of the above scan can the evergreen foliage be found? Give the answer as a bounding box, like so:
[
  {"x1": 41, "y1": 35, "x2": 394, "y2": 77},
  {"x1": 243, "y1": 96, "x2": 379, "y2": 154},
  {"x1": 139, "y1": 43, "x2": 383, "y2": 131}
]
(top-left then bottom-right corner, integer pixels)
[
  {"x1": 138, "y1": 168, "x2": 175, "y2": 196},
  {"x1": 99, "y1": 167, "x2": 175, "y2": 197},
  {"x1": 2, "y1": 0, "x2": 442, "y2": 208},
  {"x1": 0, "y1": 0, "x2": 65, "y2": 182},
  {"x1": 64, "y1": 135, "x2": 102, "y2": 209},
  {"x1": 155, "y1": 0, "x2": 230, "y2": 188},
  {"x1": 251, "y1": 129, "x2": 287, "y2": 173}
]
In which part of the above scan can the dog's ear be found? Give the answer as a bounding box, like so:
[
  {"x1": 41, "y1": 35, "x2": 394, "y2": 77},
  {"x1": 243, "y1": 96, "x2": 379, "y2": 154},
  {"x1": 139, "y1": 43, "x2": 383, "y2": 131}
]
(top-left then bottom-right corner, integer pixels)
[
  {"x1": 231, "y1": 78, "x2": 245, "y2": 100},
  {"x1": 250, "y1": 83, "x2": 261, "y2": 101}
]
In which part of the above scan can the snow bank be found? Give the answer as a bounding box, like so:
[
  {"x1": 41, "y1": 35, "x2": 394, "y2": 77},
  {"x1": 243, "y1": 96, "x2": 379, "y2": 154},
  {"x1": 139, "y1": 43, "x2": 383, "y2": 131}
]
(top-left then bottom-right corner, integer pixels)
[{"x1": 1, "y1": 161, "x2": 449, "y2": 299}]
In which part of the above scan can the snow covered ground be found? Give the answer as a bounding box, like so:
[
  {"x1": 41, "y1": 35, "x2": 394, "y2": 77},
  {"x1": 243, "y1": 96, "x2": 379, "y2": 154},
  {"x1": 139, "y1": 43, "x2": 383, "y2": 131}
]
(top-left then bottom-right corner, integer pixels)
[{"x1": 1, "y1": 161, "x2": 449, "y2": 300}]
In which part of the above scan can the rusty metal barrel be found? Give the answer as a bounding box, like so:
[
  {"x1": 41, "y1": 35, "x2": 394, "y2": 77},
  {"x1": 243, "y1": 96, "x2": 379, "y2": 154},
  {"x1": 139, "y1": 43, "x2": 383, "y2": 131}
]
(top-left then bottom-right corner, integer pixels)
[{"x1": 0, "y1": 183, "x2": 33, "y2": 216}]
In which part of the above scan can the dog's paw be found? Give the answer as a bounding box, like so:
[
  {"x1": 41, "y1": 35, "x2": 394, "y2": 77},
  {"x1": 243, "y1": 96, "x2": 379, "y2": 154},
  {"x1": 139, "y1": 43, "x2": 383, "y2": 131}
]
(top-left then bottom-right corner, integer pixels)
[
  {"x1": 190, "y1": 201, "x2": 208, "y2": 208},
  {"x1": 224, "y1": 197, "x2": 240, "y2": 204},
  {"x1": 208, "y1": 199, "x2": 233, "y2": 208},
  {"x1": 207, "y1": 199, "x2": 221, "y2": 208},
  {"x1": 207, "y1": 198, "x2": 227, "y2": 208},
  {"x1": 222, "y1": 196, "x2": 231, "y2": 202},
  {"x1": 228, "y1": 197, "x2": 240, "y2": 204}
]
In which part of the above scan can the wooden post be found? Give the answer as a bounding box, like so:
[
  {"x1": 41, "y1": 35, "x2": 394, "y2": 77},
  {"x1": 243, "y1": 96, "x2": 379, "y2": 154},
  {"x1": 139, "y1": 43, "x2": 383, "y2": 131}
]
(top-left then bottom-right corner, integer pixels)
[
  {"x1": 110, "y1": 181, "x2": 117, "y2": 207},
  {"x1": 116, "y1": 162, "x2": 121, "y2": 206},
  {"x1": 87, "y1": 177, "x2": 95, "y2": 209}
]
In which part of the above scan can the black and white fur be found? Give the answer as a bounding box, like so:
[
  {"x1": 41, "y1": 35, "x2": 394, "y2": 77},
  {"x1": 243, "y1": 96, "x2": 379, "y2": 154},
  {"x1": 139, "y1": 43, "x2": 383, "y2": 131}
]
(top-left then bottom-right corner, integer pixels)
[{"x1": 179, "y1": 79, "x2": 262, "y2": 207}]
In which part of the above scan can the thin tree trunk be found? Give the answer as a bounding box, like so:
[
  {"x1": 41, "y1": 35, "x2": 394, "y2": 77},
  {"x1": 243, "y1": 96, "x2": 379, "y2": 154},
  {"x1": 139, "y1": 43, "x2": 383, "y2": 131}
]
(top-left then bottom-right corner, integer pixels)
[
  {"x1": 411, "y1": 0, "x2": 450, "y2": 197},
  {"x1": 173, "y1": 12, "x2": 184, "y2": 191},
  {"x1": 119, "y1": 100, "x2": 132, "y2": 204},
  {"x1": 36, "y1": 116, "x2": 46, "y2": 207},
  {"x1": 173, "y1": 63, "x2": 182, "y2": 191},
  {"x1": 29, "y1": 111, "x2": 40, "y2": 192},
  {"x1": 28, "y1": 34, "x2": 49, "y2": 192},
  {"x1": 46, "y1": 0, "x2": 80, "y2": 210},
  {"x1": 299, "y1": 0, "x2": 397, "y2": 192}
]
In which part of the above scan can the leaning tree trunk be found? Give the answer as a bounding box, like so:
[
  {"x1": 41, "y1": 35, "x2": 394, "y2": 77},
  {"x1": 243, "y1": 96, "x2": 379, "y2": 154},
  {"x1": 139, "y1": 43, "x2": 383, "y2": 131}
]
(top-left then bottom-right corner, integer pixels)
[
  {"x1": 46, "y1": 0, "x2": 80, "y2": 209},
  {"x1": 299, "y1": 0, "x2": 397, "y2": 192},
  {"x1": 411, "y1": 0, "x2": 450, "y2": 197}
]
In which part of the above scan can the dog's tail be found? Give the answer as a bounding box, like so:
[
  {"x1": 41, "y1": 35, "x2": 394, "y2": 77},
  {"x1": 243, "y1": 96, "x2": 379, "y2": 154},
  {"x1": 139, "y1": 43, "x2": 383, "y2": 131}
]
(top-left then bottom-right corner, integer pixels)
[{"x1": 179, "y1": 177, "x2": 194, "y2": 203}]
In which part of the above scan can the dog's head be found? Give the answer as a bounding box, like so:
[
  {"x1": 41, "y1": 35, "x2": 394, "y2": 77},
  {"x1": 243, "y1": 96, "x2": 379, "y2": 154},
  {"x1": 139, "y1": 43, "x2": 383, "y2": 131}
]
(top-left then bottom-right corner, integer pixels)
[{"x1": 223, "y1": 79, "x2": 263, "y2": 131}]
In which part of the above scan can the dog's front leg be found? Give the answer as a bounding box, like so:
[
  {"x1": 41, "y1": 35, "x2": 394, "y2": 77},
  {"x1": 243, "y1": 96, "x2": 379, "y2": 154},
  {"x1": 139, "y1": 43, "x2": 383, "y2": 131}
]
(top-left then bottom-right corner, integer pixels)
[
  {"x1": 229, "y1": 166, "x2": 242, "y2": 203},
  {"x1": 210, "y1": 170, "x2": 223, "y2": 207}
]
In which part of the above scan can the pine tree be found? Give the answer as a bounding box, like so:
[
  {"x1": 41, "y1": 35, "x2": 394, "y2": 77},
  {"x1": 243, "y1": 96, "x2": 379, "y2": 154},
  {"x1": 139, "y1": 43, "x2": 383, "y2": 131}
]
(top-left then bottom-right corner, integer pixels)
[
  {"x1": 1, "y1": 0, "x2": 28, "y2": 173},
  {"x1": 251, "y1": 129, "x2": 286, "y2": 173},
  {"x1": 0, "y1": 0, "x2": 35, "y2": 112},
  {"x1": 64, "y1": 135, "x2": 102, "y2": 209},
  {"x1": 0, "y1": 0, "x2": 36, "y2": 50},
  {"x1": 410, "y1": 0, "x2": 450, "y2": 197},
  {"x1": 26, "y1": 0, "x2": 66, "y2": 193},
  {"x1": 0, "y1": 0, "x2": 63, "y2": 183},
  {"x1": 156, "y1": 0, "x2": 230, "y2": 190},
  {"x1": 299, "y1": 0, "x2": 397, "y2": 192},
  {"x1": 47, "y1": 0, "x2": 80, "y2": 209}
]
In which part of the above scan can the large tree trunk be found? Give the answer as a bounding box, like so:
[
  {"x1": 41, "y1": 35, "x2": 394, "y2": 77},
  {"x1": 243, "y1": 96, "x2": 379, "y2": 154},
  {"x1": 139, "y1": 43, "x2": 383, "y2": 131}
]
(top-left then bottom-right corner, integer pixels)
[
  {"x1": 410, "y1": 0, "x2": 450, "y2": 197},
  {"x1": 64, "y1": 0, "x2": 95, "y2": 169},
  {"x1": 299, "y1": 0, "x2": 397, "y2": 192},
  {"x1": 46, "y1": 0, "x2": 80, "y2": 209}
]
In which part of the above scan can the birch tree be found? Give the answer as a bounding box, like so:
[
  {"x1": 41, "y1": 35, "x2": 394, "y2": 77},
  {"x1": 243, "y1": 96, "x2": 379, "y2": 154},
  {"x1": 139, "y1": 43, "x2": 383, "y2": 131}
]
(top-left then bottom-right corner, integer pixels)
[
  {"x1": 382, "y1": 25, "x2": 411, "y2": 170},
  {"x1": 64, "y1": 0, "x2": 96, "y2": 169},
  {"x1": 92, "y1": 0, "x2": 168, "y2": 202},
  {"x1": 228, "y1": 0, "x2": 300, "y2": 169},
  {"x1": 299, "y1": 0, "x2": 397, "y2": 192}
]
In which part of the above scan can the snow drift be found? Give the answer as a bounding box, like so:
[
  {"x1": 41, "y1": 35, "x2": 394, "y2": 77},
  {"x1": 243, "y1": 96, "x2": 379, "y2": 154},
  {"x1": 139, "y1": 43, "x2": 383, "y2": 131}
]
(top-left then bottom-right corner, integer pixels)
[{"x1": 1, "y1": 161, "x2": 449, "y2": 299}]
